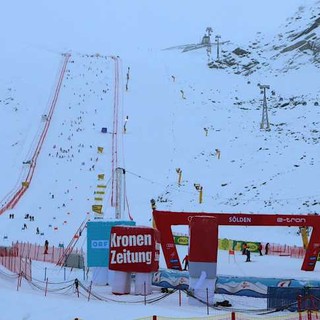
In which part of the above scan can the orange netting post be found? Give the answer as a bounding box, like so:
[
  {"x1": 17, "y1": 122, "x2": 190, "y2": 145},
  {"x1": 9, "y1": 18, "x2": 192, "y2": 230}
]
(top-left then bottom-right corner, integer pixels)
[
  {"x1": 88, "y1": 281, "x2": 93, "y2": 302},
  {"x1": 28, "y1": 242, "x2": 32, "y2": 258},
  {"x1": 52, "y1": 246, "x2": 55, "y2": 263},
  {"x1": 298, "y1": 295, "x2": 303, "y2": 320},
  {"x1": 45, "y1": 277, "x2": 49, "y2": 296},
  {"x1": 16, "y1": 273, "x2": 21, "y2": 291},
  {"x1": 310, "y1": 295, "x2": 319, "y2": 320}
]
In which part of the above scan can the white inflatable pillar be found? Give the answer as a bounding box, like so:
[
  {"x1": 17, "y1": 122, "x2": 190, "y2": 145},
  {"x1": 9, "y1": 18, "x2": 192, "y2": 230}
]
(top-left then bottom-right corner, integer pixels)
[
  {"x1": 111, "y1": 271, "x2": 131, "y2": 295},
  {"x1": 135, "y1": 272, "x2": 153, "y2": 295}
]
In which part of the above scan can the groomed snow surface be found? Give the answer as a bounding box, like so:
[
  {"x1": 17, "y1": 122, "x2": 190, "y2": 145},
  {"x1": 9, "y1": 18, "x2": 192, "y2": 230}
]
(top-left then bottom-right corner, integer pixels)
[{"x1": 1, "y1": 249, "x2": 320, "y2": 320}]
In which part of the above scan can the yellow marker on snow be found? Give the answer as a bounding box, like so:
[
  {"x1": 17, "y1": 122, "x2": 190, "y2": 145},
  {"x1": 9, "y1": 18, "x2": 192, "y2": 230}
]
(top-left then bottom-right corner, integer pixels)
[
  {"x1": 97, "y1": 174, "x2": 105, "y2": 180},
  {"x1": 300, "y1": 227, "x2": 309, "y2": 249},
  {"x1": 199, "y1": 186, "x2": 203, "y2": 204},
  {"x1": 94, "y1": 191, "x2": 105, "y2": 195},
  {"x1": 92, "y1": 205, "x2": 103, "y2": 214},
  {"x1": 194, "y1": 183, "x2": 203, "y2": 204}
]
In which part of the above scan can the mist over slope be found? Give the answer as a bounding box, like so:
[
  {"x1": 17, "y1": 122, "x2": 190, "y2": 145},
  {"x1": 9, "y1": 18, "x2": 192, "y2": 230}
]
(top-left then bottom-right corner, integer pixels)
[{"x1": 0, "y1": 1, "x2": 319, "y2": 248}]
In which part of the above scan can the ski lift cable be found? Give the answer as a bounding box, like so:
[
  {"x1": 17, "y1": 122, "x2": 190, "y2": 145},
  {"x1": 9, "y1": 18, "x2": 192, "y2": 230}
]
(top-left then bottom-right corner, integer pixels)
[{"x1": 125, "y1": 170, "x2": 197, "y2": 196}]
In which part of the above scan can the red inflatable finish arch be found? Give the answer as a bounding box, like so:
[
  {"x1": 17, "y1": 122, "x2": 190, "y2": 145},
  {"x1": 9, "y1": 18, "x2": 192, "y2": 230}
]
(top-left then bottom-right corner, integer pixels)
[{"x1": 152, "y1": 210, "x2": 320, "y2": 272}]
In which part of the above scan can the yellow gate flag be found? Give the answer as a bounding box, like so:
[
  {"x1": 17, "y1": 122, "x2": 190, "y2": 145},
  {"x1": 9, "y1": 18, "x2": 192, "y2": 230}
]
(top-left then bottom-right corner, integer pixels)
[
  {"x1": 22, "y1": 181, "x2": 29, "y2": 187},
  {"x1": 92, "y1": 205, "x2": 103, "y2": 214},
  {"x1": 98, "y1": 174, "x2": 105, "y2": 180},
  {"x1": 97, "y1": 147, "x2": 104, "y2": 153},
  {"x1": 94, "y1": 191, "x2": 105, "y2": 195}
]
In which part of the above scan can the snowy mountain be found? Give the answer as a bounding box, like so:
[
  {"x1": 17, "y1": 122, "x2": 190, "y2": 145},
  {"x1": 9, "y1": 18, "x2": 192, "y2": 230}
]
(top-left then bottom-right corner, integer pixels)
[{"x1": 1, "y1": 1, "x2": 320, "y2": 248}]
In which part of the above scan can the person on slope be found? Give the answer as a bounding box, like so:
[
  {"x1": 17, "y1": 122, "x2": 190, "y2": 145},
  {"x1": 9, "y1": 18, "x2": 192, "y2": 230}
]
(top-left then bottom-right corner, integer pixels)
[
  {"x1": 265, "y1": 242, "x2": 270, "y2": 255},
  {"x1": 44, "y1": 240, "x2": 49, "y2": 254},
  {"x1": 242, "y1": 242, "x2": 247, "y2": 255},
  {"x1": 182, "y1": 254, "x2": 189, "y2": 270},
  {"x1": 245, "y1": 248, "x2": 251, "y2": 262}
]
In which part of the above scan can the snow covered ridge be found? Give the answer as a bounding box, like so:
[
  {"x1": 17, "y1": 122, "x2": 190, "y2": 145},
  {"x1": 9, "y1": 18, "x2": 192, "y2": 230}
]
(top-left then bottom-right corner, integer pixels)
[
  {"x1": 206, "y1": 2, "x2": 320, "y2": 75},
  {"x1": 151, "y1": 5, "x2": 320, "y2": 217}
]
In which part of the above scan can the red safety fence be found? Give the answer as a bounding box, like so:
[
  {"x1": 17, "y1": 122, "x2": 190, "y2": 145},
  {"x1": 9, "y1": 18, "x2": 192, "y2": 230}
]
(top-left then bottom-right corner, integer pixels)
[
  {"x1": 56, "y1": 217, "x2": 88, "y2": 266},
  {"x1": 0, "y1": 240, "x2": 84, "y2": 278},
  {"x1": 262, "y1": 243, "x2": 305, "y2": 259},
  {"x1": 290, "y1": 247, "x2": 306, "y2": 259},
  {"x1": 13, "y1": 241, "x2": 83, "y2": 264},
  {"x1": 0, "y1": 246, "x2": 32, "y2": 280},
  {"x1": 14, "y1": 241, "x2": 64, "y2": 264}
]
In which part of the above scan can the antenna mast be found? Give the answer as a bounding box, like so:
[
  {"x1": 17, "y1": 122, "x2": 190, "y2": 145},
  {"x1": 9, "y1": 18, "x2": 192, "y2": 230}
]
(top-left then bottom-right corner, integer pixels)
[{"x1": 215, "y1": 35, "x2": 221, "y2": 61}]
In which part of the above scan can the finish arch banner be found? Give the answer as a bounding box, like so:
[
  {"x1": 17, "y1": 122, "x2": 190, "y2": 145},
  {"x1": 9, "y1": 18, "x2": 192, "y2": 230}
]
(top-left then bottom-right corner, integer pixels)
[{"x1": 153, "y1": 210, "x2": 320, "y2": 271}]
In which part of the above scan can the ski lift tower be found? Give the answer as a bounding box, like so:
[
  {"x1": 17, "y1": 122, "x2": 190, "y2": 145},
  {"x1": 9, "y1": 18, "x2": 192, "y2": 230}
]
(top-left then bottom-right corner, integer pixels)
[
  {"x1": 206, "y1": 27, "x2": 213, "y2": 37},
  {"x1": 204, "y1": 27, "x2": 213, "y2": 61},
  {"x1": 215, "y1": 35, "x2": 221, "y2": 61},
  {"x1": 258, "y1": 84, "x2": 270, "y2": 130}
]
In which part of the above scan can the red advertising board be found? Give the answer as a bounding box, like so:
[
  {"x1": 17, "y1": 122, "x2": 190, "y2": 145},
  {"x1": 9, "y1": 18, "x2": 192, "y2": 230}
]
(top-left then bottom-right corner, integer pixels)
[{"x1": 109, "y1": 226, "x2": 160, "y2": 272}]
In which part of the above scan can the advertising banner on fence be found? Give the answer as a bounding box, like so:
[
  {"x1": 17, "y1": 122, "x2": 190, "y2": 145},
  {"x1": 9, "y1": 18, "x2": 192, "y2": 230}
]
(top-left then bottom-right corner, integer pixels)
[
  {"x1": 173, "y1": 235, "x2": 261, "y2": 253},
  {"x1": 173, "y1": 235, "x2": 189, "y2": 246}
]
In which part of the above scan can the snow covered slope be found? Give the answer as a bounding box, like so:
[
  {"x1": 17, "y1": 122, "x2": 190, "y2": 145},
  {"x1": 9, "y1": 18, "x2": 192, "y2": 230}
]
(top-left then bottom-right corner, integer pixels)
[{"x1": 0, "y1": 1, "x2": 319, "y2": 249}]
